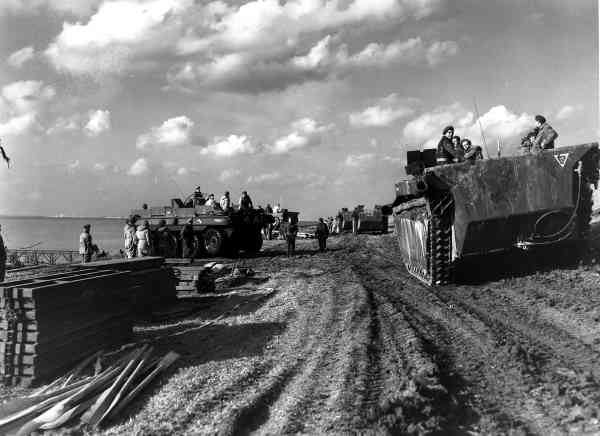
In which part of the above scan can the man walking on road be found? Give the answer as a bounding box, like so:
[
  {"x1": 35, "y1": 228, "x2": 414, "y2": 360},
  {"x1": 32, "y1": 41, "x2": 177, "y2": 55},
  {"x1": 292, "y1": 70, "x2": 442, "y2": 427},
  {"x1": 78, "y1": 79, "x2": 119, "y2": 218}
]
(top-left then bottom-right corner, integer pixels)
[
  {"x1": 0, "y1": 224, "x2": 6, "y2": 282},
  {"x1": 79, "y1": 224, "x2": 93, "y2": 263},
  {"x1": 315, "y1": 218, "x2": 329, "y2": 252}
]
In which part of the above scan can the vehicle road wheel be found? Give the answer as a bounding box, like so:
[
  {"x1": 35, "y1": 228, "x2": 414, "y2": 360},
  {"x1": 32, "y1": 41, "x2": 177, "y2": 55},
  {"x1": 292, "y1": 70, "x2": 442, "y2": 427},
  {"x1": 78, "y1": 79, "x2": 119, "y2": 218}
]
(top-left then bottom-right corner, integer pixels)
[
  {"x1": 246, "y1": 232, "x2": 263, "y2": 253},
  {"x1": 203, "y1": 229, "x2": 224, "y2": 256}
]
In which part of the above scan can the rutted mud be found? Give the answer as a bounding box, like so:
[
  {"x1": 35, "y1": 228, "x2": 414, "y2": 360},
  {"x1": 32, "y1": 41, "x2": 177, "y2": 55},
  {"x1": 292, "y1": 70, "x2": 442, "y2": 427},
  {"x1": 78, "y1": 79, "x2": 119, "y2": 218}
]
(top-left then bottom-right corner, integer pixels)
[{"x1": 42, "y1": 233, "x2": 600, "y2": 435}]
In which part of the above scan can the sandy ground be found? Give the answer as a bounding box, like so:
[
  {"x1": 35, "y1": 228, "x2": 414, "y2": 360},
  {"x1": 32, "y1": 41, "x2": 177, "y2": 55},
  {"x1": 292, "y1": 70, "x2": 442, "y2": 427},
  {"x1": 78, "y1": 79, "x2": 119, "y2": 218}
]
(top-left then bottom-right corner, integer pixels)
[{"x1": 6, "y1": 233, "x2": 600, "y2": 435}]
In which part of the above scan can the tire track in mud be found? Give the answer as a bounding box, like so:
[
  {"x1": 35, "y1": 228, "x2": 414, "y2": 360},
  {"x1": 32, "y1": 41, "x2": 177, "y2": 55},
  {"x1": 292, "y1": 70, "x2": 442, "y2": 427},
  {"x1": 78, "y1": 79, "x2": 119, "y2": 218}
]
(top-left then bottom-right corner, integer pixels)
[
  {"x1": 213, "y1": 272, "x2": 337, "y2": 435},
  {"x1": 212, "y1": 261, "x2": 382, "y2": 435},
  {"x1": 344, "y1": 236, "x2": 574, "y2": 434}
]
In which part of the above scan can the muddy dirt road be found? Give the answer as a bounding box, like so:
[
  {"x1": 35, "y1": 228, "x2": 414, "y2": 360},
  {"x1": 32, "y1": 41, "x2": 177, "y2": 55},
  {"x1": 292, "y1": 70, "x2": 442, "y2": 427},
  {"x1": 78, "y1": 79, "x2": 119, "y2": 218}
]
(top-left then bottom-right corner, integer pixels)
[{"x1": 9, "y1": 234, "x2": 600, "y2": 435}]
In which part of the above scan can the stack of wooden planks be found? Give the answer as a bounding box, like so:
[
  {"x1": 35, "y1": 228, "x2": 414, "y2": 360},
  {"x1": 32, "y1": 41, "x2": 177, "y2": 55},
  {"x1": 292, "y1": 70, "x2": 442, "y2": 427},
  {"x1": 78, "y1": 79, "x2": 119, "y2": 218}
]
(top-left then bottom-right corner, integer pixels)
[{"x1": 0, "y1": 257, "x2": 176, "y2": 386}]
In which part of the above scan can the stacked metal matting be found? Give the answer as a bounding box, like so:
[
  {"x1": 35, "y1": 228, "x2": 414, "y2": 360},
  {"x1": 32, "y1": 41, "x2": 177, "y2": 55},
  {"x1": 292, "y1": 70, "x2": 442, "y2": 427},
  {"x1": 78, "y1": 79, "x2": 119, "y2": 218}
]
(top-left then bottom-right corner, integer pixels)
[{"x1": 0, "y1": 257, "x2": 176, "y2": 386}]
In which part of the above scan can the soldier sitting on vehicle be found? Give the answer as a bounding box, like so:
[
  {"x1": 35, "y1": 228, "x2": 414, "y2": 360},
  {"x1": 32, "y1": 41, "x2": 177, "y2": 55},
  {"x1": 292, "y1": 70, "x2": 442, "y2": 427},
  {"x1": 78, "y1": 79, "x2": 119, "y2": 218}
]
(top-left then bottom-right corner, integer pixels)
[
  {"x1": 205, "y1": 193, "x2": 216, "y2": 207},
  {"x1": 461, "y1": 139, "x2": 483, "y2": 162},
  {"x1": 532, "y1": 115, "x2": 558, "y2": 152},
  {"x1": 436, "y1": 126, "x2": 462, "y2": 165},
  {"x1": 520, "y1": 128, "x2": 539, "y2": 155},
  {"x1": 451, "y1": 135, "x2": 464, "y2": 163},
  {"x1": 239, "y1": 190, "x2": 253, "y2": 210},
  {"x1": 193, "y1": 186, "x2": 205, "y2": 206},
  {"x1": 219, "y1": 191, "x2": 231, "y2": 212}
]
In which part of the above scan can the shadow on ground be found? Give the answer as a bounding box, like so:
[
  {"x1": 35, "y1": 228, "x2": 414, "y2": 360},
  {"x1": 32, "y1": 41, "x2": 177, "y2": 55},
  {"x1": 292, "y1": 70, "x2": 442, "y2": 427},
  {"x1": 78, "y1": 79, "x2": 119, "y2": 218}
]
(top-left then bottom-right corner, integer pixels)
[{"x1": 454, "y1": 244, "x2": 588, "y2": 285}]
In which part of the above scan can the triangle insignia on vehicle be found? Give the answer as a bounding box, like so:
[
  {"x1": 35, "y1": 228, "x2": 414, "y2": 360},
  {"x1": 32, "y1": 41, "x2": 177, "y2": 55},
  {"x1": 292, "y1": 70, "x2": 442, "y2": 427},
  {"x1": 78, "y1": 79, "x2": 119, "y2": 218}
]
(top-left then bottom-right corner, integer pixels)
[{"x1": 554, "y1": 153, "x2": 569, "y2": 168}]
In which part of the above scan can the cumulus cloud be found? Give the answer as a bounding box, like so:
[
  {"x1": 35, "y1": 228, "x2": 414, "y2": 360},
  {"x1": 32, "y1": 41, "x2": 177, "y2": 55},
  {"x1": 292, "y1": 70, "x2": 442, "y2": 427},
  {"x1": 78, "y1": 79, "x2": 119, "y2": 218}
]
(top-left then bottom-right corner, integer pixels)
[
  {"x1": 403, "y1": 102, "x2": 473, "y2": 147},
  {"x1": 0, "y1": 80, "x2": 55, "y2": 136},
  {"x1": 45, "y1": 0, "x2": 191, "y2": 75},
  {"x1": 0, "y1": 0, "x2": 101, "y2": 17},
  {"x1": 46, "y1": 114, "x2": 81, "y2": 135},
  {"x1": 425, "y1": 40, "x2": 459, "y2": 66},
  {"x1": 128, "y1": 157, "x2": 150, "y2": 176},
  {"x1": 42, "y1": 0, "x2": 451, "y2": 94},
  {"x1": 349, "y1": 93, "x2": 414, "y2": 127},
  {"x1": 84, "y1": 109, "x2": 111, "y2": 136},
  {"x1": 201, "y1": 134, "x2": 256, "y2": 157},
  {"x1": 7, "y1": 46, "x2": 35, "y2": 68},
  {"x1": 46, "y1": 109, "x2": 111, "y2": 136},
  {"x1": 169, "y1": 35, "x2": 459, "y2": 93},
  {"x1": 136, "y1": 116, "x2": 196, "y2": 149},
  {"x1": 246, "y1": 172, "x2": 282, "y2": 184},
  {"x1": 268, "y1": 117, "x2": 332, "y2": 154},
  {"x1": 176, "y1": 0, "x2": 443, "y2": 56},
  {"x1": 345, "y1": 153, "x2": 376, "y2": 167},
  {"x1": 403, "y1": 103, "x2": 535, "y2": 154},
  {"x1": 556, "y1": 104, "x2": 583, "y2": 121},
  {"x1": 219, "y1": 168, "x2": 241, "y2": 182}
]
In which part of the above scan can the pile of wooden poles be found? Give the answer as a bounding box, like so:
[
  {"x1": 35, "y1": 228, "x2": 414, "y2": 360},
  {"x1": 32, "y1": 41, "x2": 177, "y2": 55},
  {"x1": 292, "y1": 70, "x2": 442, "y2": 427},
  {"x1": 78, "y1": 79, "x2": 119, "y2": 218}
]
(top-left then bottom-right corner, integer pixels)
[{"x1": 0, "y1": 345, "x2": 179, "y2": 435}]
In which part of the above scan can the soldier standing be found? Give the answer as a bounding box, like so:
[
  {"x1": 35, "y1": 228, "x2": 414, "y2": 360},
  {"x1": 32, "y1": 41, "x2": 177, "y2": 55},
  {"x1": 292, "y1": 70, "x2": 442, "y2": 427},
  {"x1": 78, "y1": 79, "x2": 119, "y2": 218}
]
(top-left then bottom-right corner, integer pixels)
[
  {"x1": 180, "y1": 218, "x2": 195, "y2": 262},
  {"x1": 0, "y1": 224, "x2": 6, "y2": 282},
  {"x1": 315, "y1": 218, "x2": 329, "y2": 252},
  {"x1": 283, "y1": 216, "x2": 298, "y2": 257},
  {"x1": 123, "y1": 218, "x2": 137, "y2": 259},
  {"x1": 136, "y1": 221, "x2": 152, "y2": 257},
  {"x1": 79, "y1": 224, "x2": 93, "y2": 263},
  {"x1": 351, "y1": 207, "x2": 360, "y2": 235},
  {"x1": 156, "y1": 219, "x2": 176, "y2": 257}
]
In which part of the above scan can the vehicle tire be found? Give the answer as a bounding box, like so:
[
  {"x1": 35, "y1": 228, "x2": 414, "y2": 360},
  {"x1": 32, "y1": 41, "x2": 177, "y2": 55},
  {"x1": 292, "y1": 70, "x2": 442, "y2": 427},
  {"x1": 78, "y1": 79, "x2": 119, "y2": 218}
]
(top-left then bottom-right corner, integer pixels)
[
  {"x1": 246, "y1": 231, "x2": 263, "y2": 253},
  {"x1": 203, "y1": 228, "x2": 224, "y2": 256}
]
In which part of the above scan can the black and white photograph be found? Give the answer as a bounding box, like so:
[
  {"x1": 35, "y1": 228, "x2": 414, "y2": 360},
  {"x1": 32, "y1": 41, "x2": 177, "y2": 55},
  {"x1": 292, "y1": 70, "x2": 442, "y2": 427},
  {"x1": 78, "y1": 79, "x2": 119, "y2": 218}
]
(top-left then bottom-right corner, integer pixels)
[{"x1": 0, "y1": 0, "x2": 598, "y2": 434}]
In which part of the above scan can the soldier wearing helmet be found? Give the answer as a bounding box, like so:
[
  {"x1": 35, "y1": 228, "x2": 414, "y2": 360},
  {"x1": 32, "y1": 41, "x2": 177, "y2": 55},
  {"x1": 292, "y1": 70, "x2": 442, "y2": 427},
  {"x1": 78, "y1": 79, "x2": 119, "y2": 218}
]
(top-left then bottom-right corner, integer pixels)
[
  {"x1": 436, "y1": 126, "x2": 462, "y2": 165},
  {"x1": 532, "y1": 115, "x2": 558, "y2": 152}
]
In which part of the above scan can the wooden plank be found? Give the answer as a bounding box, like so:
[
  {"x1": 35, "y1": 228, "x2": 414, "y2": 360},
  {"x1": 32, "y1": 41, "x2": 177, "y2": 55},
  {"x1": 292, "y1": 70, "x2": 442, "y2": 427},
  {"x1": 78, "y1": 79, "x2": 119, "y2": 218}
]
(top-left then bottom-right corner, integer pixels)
[
  {"x1": 100, "y1": 346, "x2": 153, "y2": 425},
  {"x1": 80, "y1": 256, "x2": 164, "y2": 271},
  {"x1": 81, "y1": 346, "x2": 147, "y2": 427},
  {"x1": 108, "y1": 351, "x2": 179, "y2": 419}
]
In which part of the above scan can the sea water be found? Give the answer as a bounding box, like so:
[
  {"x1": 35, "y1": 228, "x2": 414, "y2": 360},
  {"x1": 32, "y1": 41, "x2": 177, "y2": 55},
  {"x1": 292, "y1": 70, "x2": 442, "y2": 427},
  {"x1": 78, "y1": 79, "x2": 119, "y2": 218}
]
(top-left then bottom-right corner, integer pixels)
[{"x1": 0, "y1": 217, "x2": 125, "y2": 253}]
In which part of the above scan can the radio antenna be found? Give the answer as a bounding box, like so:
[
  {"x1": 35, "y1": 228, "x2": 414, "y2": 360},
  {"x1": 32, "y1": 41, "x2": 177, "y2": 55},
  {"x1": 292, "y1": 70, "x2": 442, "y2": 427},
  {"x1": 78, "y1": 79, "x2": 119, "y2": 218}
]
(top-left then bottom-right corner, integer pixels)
[{"x1": 473, "y1": 98, "x2": 492, "y2": 158}]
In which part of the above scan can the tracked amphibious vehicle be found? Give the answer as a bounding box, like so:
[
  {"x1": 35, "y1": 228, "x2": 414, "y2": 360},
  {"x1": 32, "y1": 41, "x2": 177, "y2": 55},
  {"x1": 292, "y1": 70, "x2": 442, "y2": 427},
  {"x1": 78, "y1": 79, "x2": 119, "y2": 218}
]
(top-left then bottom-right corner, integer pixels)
[{"x1": 391, "y1": 143, "x2": 600, "y2": 285}]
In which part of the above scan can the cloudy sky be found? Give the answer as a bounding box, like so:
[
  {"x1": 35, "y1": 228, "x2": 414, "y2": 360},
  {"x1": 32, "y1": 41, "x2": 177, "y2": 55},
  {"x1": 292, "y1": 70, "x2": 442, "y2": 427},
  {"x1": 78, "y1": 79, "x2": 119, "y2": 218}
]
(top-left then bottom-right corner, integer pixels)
[{"x1": 0, "y1": 0, "x2": 596, "y2": 219}]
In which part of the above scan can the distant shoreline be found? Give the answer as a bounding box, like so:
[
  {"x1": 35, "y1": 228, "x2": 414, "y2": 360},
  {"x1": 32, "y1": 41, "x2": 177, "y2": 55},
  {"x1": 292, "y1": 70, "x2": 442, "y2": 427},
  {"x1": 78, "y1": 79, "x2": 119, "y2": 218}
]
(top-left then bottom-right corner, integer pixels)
[{"x1": 0, "y1": 215, "x2": 126, "y2": 220}]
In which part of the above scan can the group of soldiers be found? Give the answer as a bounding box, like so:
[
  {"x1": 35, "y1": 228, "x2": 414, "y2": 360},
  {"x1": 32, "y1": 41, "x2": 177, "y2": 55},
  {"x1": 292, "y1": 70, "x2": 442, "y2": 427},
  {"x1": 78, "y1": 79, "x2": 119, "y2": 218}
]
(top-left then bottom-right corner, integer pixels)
[
  {"x1": 188, "y1": 187, "x2": 255, "y2": 212},
  {"x1": 436, "y1": 114, "x2": 558, "y2": 165},
  {"x1": 122, "y1": 217, "x2": 194, "y2": 260},
  {"x1": 280, "y1": 215, "x2": 330, "y2": 257}
]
